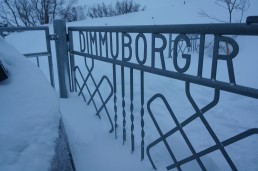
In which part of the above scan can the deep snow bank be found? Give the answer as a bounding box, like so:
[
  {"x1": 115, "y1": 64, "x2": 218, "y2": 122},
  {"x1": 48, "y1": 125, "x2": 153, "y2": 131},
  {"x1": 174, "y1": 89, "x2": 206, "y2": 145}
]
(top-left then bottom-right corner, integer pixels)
[{"x1": 0, "y1": 36, "x2": 60, "y2": 171}]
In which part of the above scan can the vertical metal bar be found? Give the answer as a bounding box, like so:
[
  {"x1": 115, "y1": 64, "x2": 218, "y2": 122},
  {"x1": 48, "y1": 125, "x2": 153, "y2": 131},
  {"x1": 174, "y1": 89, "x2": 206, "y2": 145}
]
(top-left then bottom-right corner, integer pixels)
[
  {"x1": 68, "y1": 30, "x2": 76, "y2": 92},
  {"x1": 130, "y1": 68, "x2": 134, "y2": 152},
  {"x1": 121, "y1": 66, "x2": 126, "y2": 145},
  {"x1": 192, "y1": 35, "x2": 195, "y2": 52},
  {"x1": 140, "y1": 70, "x2": 145, "y2": 160},
  {"x1": 45, "y1": 28, "x2": 55, "y2": 88},
  {"x1": 36, "y1": 57, "x2": 40, "y2": 67},
  {"x1": 211, "y1": 35, "x2": 219, "y2": 81},
  {"x1": 227, "y1": 58, "x2": 236, "y2": 84},
  {"x1": 197, "y1": 34, "x2": 205, "y2": 78},
  {"x1": 53, "y1": 20, "x2": 70, "y2": 98},
  {"x1": 191, "y1": 35, "x2": 194, "y2": 52},
  {"x1": 188, "y1": 34, "x2": 192, "y2": 52},
  {"x1": 113, "y1": 64, "x2": 118, "y2": 139},
  {"x1": 86, "y1": 31, "x2": 90, "y2": 54},
  {"x1": 168, "y1": 34, "x2": 172, "y2": 58}
]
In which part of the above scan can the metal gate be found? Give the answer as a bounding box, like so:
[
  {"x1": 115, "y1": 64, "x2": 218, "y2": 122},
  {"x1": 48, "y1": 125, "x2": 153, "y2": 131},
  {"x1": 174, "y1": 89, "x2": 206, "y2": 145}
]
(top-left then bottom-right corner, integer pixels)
[
  {"x1": 3, "y1": 18, "x2": 258, "y2": 171},
  {"x1": 66, "y1": 18, "x2": 258, "y2": 170},
  {"x1": 0, "y1": 26, "x2": 55, "y2": 87}
]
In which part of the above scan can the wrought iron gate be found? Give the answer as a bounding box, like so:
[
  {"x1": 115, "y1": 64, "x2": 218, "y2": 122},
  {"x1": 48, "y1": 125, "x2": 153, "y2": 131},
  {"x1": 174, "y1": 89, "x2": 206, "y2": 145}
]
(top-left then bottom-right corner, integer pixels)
[{"x1": 67, "y1": 18, "x2": 258, "y2": 170}]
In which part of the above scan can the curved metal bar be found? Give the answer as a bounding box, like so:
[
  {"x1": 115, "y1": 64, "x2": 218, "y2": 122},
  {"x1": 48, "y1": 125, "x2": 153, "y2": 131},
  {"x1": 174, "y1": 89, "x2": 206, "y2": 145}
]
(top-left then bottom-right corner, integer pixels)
[
  {"x1": 184, "y1": 82, "x2": 238, "y2": 171},
  {"x1": 75, "y1": 57, "x2": 114, "y2": 132},
  {"x1": 74, "y1": 66, "x2": 99, "y2": 118},
  {"x1": 167, "y1": 128, "x2": 258, "y2": 170},
  {"x1": 146, "y1": 93, "x2": 182, "y2": 171},
  {"x1": 74, "y1": 66, "x2": 87, "y2": 102},
  {"x1": 146, "y1": 84, "x2": 220, "y2": 170},
  {"x1": 77, "y1": 58, "x2": 94, "y2": 97},
  {"x1": 87, "y1": 75, "x2": 114, "y2": 133}
]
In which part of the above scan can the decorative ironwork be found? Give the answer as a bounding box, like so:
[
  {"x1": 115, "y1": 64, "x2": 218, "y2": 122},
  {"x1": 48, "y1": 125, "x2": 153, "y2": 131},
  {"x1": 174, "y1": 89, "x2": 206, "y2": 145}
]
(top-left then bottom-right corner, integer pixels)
[
  {"x1": 113, "y1": 64, "x2": 118, "y2": 138},
  {"x1": 146, "y1": 90, "x2": 218, "y2": 170},
  {"x1": 74, "y1": 66, "x2": 88, "y2": 103},
  {"x1": 140, "y1": 70, "x2": 145, "y2": 161},
  {"x1": 130, "y1": 68, "x2": 135, "y2": 152},
  {"x1": 68, "y1": 21, "x2": 258, "y2": 170},
  {"x1": 168, "y1": 34, "x2": 200, "y2": 58},
  {"x1": 146, "y1": 82, "x2": 258, "y2": 170},
  {"x1": 121, "y1": 66, "x2": 127, "y2": 144},
  {"x1": 73, "y1": 58, "x2": 114, "y2": 132}
]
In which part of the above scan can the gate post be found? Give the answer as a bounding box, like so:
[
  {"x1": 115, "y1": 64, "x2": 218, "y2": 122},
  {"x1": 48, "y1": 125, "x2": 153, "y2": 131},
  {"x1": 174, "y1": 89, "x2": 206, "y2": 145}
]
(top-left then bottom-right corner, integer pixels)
[{"x1": 54, "y1": 20, "x2": 70, "y2": 98}]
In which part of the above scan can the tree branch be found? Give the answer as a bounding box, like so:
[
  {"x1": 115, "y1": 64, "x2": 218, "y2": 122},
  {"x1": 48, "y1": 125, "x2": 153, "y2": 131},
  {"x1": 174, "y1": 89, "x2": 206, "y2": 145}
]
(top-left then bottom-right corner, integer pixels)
[{"x1": 198, "y1": 10, "x2": 228, "y2": 23}]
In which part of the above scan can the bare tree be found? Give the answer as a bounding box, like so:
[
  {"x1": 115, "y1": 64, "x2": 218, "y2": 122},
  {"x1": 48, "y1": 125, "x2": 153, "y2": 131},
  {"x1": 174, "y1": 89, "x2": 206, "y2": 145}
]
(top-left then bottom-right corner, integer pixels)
[
  {"x1": 15, "y1": 0, "x2": 37, "y2": 26},
  {"x1": 115, "y1": 0, "x2": 142, "y2": 15},
  {"x1": 0, "y1": 0, "x2": 20, "y2": 26},
  {"x1": 74, "y1": 5, "x2": 87, "y2": 21},
  {"x1": 199, "y1": 0, "x2": 250, "y2": 55},
  {"x1": 31, "y1": 0, "x2": 77, "y2": 24},
  {"x1": 87, "y1": 0, "x2": 145, "y2": 19},
  {"x1": 0, "y1": 0, "x2": 77, "y2": 26},
  {"x1": 199, "y1": 0, "x2": 250, "y2": 23},
  {"x1": 87, "y1": 3, "x2": 115, "y2": 18},
  {"x1": 59, "y1": 0, "x2": 78, "y2": 21},
  {"x1": 235, "y1": 0, "x2": 250, "y2": 22}
]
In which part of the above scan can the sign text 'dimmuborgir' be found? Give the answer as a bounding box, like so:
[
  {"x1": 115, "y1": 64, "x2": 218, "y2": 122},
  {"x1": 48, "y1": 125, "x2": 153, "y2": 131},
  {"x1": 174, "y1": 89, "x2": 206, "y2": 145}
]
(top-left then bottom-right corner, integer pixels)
[{"x1": 78, "y1": 31, "x2": 239, "y2": 84}]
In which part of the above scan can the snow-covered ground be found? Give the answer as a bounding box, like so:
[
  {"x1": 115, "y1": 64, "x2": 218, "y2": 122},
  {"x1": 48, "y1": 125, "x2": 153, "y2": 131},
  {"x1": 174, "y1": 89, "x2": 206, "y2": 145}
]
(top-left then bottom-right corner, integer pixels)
[
  {"x1": 0, "y1": 37, "x2": 60, "y2": 170},
  {"x1": 1, "y1": 0, "x2": 258, "y2": 170},
  {"x1": 60, "y1": 97, "x2": 154, "y2": 171}
]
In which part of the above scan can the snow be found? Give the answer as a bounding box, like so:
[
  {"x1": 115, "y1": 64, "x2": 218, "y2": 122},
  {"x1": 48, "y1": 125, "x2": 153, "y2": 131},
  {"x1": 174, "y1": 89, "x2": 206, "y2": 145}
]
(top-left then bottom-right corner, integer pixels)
[
  {"x1": 1, "y1": 0, "x2": 258, "y2": 170},
  {"x1": 0, "y1": 37, "x2": 60, "y2": 171},
  {"x1": 60, "y1": 97, "x2": 154, "y2": 171},
  {"x1": 76, "y1": 0, "x2": 258, "y2": 25}
]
